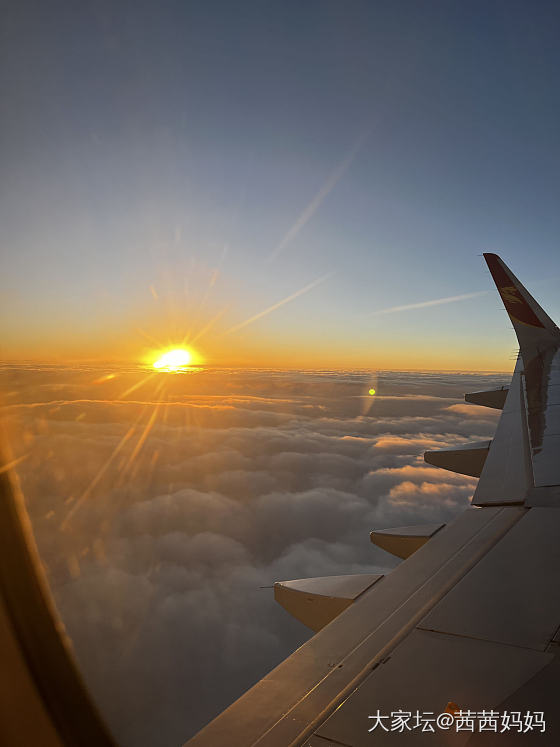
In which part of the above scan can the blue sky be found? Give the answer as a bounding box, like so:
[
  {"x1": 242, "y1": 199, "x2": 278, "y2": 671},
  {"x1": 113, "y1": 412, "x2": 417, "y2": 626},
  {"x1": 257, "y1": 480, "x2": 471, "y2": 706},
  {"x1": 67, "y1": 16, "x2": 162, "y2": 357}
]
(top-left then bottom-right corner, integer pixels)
[{"x1": 2, "y1": 1, "x2": 560, "y2": 368}]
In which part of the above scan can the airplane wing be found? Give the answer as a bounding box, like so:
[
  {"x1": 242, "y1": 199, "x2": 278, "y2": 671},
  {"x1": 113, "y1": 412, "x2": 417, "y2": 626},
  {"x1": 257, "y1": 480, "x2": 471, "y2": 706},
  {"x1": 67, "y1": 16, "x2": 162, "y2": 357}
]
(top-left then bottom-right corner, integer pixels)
[{"x1": 187, "y1": 254, "x2": 560, "y2": 746}]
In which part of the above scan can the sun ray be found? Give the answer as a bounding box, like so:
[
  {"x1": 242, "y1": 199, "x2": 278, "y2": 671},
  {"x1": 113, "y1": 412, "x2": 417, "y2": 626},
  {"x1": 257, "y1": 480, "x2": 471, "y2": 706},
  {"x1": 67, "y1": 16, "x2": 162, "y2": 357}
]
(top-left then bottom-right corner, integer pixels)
[
  {"x1": 120, "y1": 403, "x2": 161, "y2": 478},
  {"x1": 119, "y1": 373, "x2": 156, "y2": 399},
  {"x1": 187, "y1": 306, "x2": 228, "y2": 346},
  {"x1": 136, "y1": 327, "x2": 164, "y2": 348},
  {"x1": 268, "y1": 129, "x2": 370, "y2": 262},
  {"x1": 61, "y1": 417, "x2": 143, "y2": 529},
  {"x1": 225, "y1": 272, "x2": 333, "y2": 335},
  {"x1": 181, "y1": 248, "x2": 228, "y2": 344}
]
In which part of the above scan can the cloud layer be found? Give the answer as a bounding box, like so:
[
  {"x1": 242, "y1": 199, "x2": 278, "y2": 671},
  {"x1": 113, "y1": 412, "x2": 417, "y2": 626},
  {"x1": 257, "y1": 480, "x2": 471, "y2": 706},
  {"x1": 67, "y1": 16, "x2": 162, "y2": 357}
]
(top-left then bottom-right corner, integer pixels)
[{"x1": 1, "y1": 364, "x2": 505, "y2": 745}]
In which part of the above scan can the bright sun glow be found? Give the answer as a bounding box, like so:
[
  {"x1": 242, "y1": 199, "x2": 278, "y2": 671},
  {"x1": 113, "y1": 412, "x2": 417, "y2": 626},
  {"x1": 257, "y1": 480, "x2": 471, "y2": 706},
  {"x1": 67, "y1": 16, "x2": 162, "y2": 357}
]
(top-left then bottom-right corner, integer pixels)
[{"x1": 153, "y1": 348, "x2": 192, "y2": 371}]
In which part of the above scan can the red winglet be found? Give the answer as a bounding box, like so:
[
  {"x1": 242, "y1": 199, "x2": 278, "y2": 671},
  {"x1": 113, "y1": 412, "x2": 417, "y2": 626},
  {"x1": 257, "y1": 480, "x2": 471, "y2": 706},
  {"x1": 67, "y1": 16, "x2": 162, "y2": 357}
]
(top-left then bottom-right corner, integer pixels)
[{"x1": 484, "y1": 253, "x2": 544, "y2": 328}]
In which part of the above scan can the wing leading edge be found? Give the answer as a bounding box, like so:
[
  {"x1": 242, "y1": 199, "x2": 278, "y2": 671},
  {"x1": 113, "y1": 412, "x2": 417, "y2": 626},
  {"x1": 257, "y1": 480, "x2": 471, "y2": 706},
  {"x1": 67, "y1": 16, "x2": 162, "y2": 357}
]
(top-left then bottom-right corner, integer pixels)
[{"x1": 186, "y1": 255, "x2": 560, "y2": 746}]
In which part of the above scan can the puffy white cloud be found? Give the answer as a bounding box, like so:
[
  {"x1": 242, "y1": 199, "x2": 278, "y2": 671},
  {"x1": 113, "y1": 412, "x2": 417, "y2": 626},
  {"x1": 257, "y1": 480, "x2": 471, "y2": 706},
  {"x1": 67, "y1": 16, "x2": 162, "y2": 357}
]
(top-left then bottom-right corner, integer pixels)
[{"x1": 2, "y1": 365, "x2": 508, "y2": 745}]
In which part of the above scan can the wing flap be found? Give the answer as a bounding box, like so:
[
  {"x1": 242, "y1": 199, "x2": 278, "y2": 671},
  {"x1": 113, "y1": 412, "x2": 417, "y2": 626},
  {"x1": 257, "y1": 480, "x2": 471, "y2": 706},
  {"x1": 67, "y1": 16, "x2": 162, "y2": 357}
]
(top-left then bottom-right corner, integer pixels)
[
  {"x1": 313, "y1": 630, "x2": 551, "y2": 746},
  {"x1": 420, "y1": 508, "x2": 560, "y2": 651}
]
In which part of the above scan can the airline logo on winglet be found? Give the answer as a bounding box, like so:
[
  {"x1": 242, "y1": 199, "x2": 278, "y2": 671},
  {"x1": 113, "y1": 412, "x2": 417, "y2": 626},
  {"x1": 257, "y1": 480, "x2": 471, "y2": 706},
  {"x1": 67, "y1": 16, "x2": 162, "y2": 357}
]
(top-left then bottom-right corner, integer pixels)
[
  {"x1": 498, "y1": 286, "x2": 522, "y2": 305},
  {"x1": 484, "y1": 253, "x2": 545, "y2": 328},
  {"x1": 497, "y1": 283, "x2": 544, "y2": 327}
]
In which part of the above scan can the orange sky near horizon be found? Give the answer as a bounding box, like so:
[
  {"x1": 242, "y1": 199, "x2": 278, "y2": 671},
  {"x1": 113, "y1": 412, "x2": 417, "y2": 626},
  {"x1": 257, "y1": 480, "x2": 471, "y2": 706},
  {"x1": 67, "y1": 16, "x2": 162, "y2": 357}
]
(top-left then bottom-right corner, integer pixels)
[
  {"x1": 0, "y1": 257, "x2": 517, "y2": 373},
  {"x1": 0, "y1": 323, "x2": 514, "y2": 374}
]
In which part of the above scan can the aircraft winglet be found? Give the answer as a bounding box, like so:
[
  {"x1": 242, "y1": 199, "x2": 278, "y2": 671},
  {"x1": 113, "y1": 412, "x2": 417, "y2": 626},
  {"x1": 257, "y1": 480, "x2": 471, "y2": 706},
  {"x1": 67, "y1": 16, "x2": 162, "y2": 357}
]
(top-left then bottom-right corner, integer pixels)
[{"x1": 483, "y1": 253, "x2": 559, "y2": 358}]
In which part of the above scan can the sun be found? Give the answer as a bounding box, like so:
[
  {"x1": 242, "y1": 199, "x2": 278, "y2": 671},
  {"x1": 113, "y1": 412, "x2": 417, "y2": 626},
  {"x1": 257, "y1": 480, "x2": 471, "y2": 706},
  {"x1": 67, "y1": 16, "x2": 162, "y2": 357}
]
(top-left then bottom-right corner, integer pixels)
[{"x1": 153, "y1": 348, "x2": 193, "y2": 372}]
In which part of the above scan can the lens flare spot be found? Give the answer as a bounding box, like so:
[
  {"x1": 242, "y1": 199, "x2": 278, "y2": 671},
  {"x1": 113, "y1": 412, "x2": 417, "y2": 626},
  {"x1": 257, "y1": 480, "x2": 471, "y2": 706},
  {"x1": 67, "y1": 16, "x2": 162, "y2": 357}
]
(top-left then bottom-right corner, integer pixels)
[
  {"x1": 153, "y1": 348, "x2": 192, "y2": 372},
  {"x1": 369, "y1": 388, "x2": 376, "y2": 396}
]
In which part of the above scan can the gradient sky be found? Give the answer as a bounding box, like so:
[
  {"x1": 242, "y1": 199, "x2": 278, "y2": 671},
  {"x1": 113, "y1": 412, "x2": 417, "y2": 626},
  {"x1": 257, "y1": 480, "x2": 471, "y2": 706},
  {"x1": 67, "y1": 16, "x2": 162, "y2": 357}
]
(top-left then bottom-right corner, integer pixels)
[{"x1": 2, "y1": 0, "x2": 560, "y2": 369}]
